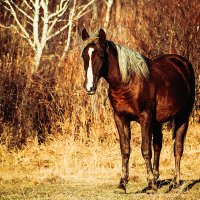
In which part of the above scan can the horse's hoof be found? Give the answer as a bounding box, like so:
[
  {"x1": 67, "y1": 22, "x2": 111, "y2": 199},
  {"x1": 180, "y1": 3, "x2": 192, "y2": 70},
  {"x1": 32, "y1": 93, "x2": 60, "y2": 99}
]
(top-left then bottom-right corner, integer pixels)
[
  {"x1": 146, "y1": 186, "x2": 157, "y2": 194},
  {"x1": 117, "y1": 183, "x2": 126, "y2": 193},
  {"x1": 114, "y1": 184, "x2": 126, "y2": 194},
  {"x1": 172, "y1": 183, "x2": 181, "y2": 189},
  {"x1": 146, "y1": 182, "x2": 158, "y2": 194},
  {"x1": 172, "y1": 179, "x2": 181, "y2": 189},
  {"x1": 116, "y1": 178, "x2": 128, "y2": 193}
]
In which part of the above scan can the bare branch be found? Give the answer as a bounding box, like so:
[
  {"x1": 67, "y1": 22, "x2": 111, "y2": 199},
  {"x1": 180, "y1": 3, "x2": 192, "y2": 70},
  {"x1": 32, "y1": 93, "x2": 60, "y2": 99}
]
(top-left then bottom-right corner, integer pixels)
[
  {"x1": 47, "y1": 17, "x2": 58, "y2": 36},
  {"x1": 46, "y1": 0, "x2": 69, "y2": 38},
  {"x1": 75, "y1": 0, "x2": 96, "y2": 20},
  {"x1": 0, "y1": 23, "x2": 33, "y2": 43},
  {"x1": 47, "y1": 23, "x2": 70, "y2": 40},
  {"x1": 33, "y1": 0, "x2": 40, "y2": 46},
  {"x1": 62, "y1": 0, "x2": 76, "y2": 59},
  {"x1": 2, "y1": 0, "x2": 96, "y2": 69},
  {"x1": 0, "y1": 23, "x2": 17, "y2": 30},
  {"x1": 104, "y1": 0, "x2": 113, "y2": 29},
  {"x1": 4, "y1": 0, "x2": 34, "y2": 49},
  {"x1": 58, "y1": 0, "x2": 69, "y2": 17},
  {"x1": 48, "y1": 0, "x2": 95, "y2": 40},
  {"x1": 48, "y1": 0, "x2": 69, "y2": 20},
  {"x1": 30, "y1": 0, "x2": 35, "y2": 6},
  {"x1": 23, "y1": 0, "x2": 33, "y2": 10},
  {"x1": 74, "y1": 8, "x2": 92, "y2": 21},
  {"x1": 11, "y1": 0, "x2": 34, "y2": 22},
  {"x1": 3, "y1": 4, "x2": 12, "y2": 13},
  {"x1": 40, "y1": 0, "x2": 49, "y2": 47},
  {"x1": 25, "y1": 19, "x2": 34, "y2": 27}
]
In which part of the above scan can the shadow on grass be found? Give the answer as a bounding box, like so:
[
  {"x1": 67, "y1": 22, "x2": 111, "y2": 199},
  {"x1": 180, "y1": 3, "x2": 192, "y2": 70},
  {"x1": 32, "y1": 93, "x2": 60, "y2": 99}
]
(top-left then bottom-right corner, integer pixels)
[
  {"x1": 133, "y1": 179, "x2": 200, "y2": 194},
  {"x1": 181, "y1": 179, "x2": 200, "y2": 192},
  {"x1": 164, "y1": 179, "x2": 200, "y2": 193},
  {"x1": 134, "y1": 179, "x2": 172, "y2": 194}
]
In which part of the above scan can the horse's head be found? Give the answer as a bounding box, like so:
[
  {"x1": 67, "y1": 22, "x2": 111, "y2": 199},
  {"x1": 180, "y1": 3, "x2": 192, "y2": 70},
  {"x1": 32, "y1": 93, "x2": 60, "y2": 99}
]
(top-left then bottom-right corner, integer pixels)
[{"x1": 81, "y1": 29, "x2": 107, "y2": 95}]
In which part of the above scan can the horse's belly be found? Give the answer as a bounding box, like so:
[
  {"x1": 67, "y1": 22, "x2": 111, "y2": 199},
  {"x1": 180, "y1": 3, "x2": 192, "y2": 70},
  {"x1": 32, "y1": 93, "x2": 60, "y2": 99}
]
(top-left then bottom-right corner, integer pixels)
[
  {"x1": 156, "y1": 93, "x2": 189, "y2": 122},
  {"x1": 156, "y1": 104, "x2": 176, "y2": 122}
]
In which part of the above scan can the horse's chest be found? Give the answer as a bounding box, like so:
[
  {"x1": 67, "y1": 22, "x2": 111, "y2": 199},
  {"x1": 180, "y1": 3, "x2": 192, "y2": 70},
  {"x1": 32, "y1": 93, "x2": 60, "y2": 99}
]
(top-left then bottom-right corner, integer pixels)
[{"x1": 109, "y1": 90, "x2": 139, "y2": 117}]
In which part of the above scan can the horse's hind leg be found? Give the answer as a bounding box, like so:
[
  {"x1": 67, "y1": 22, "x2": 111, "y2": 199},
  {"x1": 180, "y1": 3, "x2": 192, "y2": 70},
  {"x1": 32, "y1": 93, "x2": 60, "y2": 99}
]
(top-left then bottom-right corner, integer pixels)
[
  {"x1": 153, "y1": 123, "x2": 163, "y2": 181},
  {"x1": 173, "y1": 118, "x2": 189, "y2": 188}
]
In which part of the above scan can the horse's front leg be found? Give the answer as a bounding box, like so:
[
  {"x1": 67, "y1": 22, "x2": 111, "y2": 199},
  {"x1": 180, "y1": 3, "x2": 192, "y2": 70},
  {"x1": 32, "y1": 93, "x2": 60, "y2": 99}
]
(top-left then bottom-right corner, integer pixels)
[
  {"x1": 114, "y1": 113, "x2": 131, "y2": 193},
  {"x1": 140, "y1": 112, "x2": 157, "y2": 193}
]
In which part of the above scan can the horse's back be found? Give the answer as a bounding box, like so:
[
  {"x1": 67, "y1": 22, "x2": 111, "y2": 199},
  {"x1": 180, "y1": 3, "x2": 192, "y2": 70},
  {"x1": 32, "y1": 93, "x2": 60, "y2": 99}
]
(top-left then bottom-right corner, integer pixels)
[
  {"x1": 152, "y1": 54, "x2": 194, "y2": 83},
  {"x1": 151, "y1": 54, "x2": 195, "y2": 122}
]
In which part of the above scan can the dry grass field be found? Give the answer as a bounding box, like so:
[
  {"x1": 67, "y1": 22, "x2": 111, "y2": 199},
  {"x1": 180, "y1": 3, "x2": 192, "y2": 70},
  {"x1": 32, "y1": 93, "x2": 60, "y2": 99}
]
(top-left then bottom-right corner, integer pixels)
[
  {"x1": 0, "y1": 0, "x2": 200, "y2": 199},
  {"x1": 0, "y1": 123, "x2": 199, "y2": 199}
]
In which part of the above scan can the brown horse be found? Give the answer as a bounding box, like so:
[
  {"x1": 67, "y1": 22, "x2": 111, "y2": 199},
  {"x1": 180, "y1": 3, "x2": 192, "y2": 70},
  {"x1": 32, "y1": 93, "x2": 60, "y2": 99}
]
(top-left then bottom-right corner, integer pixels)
[{"x1": 81, "y1": 29, "x2": 195, "y2": 193}]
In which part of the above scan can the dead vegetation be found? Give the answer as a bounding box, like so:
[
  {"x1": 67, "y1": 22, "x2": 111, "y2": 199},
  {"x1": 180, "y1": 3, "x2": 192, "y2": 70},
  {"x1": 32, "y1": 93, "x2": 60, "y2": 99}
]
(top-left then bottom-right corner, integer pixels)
[
  {"x1": 0, "y1": 124, "x2": 200, "y2": 199},
  {"x1": 0, "y1": 0, "x2": 199, "y2": 146},
  {"x1": 0, "y1": 0, "x2": 199, "y2": 198}
]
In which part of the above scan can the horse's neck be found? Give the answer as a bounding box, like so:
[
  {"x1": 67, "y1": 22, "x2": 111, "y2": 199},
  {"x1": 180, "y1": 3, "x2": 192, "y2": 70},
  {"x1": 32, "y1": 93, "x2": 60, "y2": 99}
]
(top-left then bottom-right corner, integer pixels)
[{"x1": 103, "y1": 41, "x2": 122, "y2": 88}]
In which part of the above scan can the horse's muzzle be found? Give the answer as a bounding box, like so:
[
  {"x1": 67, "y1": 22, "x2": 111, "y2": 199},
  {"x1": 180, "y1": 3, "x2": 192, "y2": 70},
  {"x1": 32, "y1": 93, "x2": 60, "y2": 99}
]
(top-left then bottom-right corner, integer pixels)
[
  {"x1": 86, "y1": 90, "x2": 96, "y2": 95},
  {"x1": 85, "y1": 84, "x2": 96, "y2": 95}
]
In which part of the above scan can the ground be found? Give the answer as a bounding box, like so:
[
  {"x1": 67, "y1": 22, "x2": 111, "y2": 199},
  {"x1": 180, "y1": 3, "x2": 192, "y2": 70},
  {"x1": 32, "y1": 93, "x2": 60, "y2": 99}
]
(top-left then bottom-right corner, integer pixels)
[
  {"x1": 0, "y1": 124, "x2": 199, "y2": 199},
  {"x1": 1, "y1": 178, "x2": 200, "y2": 199}
]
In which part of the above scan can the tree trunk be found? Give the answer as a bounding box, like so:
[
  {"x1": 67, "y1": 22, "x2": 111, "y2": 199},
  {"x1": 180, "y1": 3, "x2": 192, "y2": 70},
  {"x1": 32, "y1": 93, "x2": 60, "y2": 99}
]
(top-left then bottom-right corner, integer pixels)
[
  {"x1": 92, "y1": 2, "x2": 98, "y2": 22},
  {"x1": 104, "y1": 0, "x2": 113, "y2": 30},
  {"x1": 34, "y1": 46, "x2": 43, "y2": 69},
  {"x1": 115, "y1": 0, "x2": 121, "y2": 24},
  {"x1": 61, "y1": 0, "x2": 76, "y2": 59}
]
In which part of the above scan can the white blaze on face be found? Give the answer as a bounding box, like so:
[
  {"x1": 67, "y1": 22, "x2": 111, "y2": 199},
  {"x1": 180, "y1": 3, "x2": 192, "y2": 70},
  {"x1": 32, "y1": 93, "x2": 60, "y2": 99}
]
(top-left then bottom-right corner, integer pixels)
[{"x1": 86, "y1": 47, "x2": 94, "y2": 91}]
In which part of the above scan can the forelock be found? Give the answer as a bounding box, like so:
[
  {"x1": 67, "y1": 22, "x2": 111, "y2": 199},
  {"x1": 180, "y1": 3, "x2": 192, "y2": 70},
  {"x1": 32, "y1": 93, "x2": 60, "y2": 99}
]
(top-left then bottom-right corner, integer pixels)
[{"x1": 81, "y1": 34, "x2": 101, "y2": 54}]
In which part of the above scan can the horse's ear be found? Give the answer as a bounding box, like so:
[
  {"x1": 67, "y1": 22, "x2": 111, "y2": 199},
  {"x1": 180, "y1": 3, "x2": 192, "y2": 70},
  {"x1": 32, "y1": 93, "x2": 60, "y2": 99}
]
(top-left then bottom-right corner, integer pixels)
[
  {"x1": 98, "y1": 29, "x2": 106, "y2": 47},
  {"x1": 82, "y1": 29, "x2": 89, "y2": 41}
]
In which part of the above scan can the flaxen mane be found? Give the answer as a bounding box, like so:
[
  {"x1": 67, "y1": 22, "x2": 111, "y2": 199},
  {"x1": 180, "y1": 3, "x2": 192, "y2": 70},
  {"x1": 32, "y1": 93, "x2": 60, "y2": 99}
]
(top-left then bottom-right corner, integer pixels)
[{"x1": 115, "y1": 44, "x2": 149, "y2": 83}]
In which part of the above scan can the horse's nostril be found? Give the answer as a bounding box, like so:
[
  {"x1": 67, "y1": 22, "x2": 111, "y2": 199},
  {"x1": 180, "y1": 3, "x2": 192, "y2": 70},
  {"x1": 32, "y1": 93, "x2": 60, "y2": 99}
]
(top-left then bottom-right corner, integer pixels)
[{"x1": 87, "y1": 90, "x2": 96, "y2": 95}]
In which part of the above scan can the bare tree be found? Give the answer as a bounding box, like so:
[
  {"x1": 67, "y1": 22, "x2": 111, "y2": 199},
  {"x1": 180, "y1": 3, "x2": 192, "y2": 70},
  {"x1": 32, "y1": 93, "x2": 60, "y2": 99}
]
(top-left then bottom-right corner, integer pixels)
[
  {"x1": 104, "y1": 0, "x2": 113, "y2": 30},
  {"x1": 115, "y1": 0, "x2": 121, "y2": 24},
  {"x1": 1, "y1": 0, "x2": 95, "y2": 71}
]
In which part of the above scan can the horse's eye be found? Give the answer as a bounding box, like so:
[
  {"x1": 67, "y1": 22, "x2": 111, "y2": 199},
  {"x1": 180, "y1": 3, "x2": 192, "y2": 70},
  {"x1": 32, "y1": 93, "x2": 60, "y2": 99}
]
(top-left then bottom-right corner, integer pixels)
[{"x1": 100, "y1": 54, "x2": 104, "y2": 59}]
